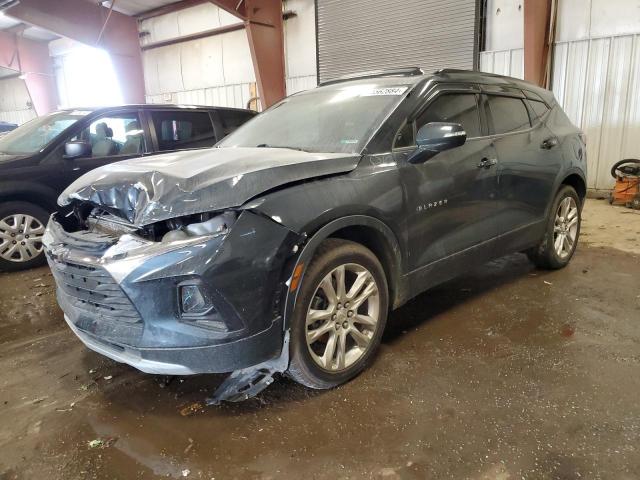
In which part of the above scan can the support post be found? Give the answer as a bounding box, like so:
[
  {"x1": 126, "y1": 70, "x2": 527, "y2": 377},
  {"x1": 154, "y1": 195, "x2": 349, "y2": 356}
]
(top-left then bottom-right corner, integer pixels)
[
  {"x1": 0, "y1": 31, "x2": 57, "y2": 115},
  {"x1": 7, "y1": 0, "x2": 145, "y2": 104},
  {"x1": 524, "y1": 0, "x2": 553, "y2": 87},
  {"x1": 209, "y1": 0, "x2": 286, "y2": 108}
]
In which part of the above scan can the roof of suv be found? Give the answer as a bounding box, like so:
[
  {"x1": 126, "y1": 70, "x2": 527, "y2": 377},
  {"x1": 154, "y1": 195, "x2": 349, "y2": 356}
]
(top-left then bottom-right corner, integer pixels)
[{"x1": 318, "y1": 67, "x2": 554, "y2": 103}]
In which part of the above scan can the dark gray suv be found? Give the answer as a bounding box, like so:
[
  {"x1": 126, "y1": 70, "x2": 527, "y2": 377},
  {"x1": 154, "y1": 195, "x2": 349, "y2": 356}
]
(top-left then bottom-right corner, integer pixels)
[{"x1": 44, "y1": 68, "x2": 586, "y2": 402}]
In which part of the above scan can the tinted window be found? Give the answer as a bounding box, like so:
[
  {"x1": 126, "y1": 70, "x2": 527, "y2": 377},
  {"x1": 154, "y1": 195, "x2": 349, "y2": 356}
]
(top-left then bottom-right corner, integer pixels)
[
  {"x1": 218, "y1": 110, "x2": 254, "y2": 137},
  {"x1": 151, "y1": 111, "x2": 216, "y2": 151},
  {"x1": 416, "y1": 94, "x2": 482, "y2": 139},
  {"x1": 529, "y1": 100, "x2": 550, "y2": 121},
  {"x1": 71, "y1": 113, "x2": 143, "y2": 157},
  {"x1": 486, "y1": 95, "x2": 531, "y2": 134}
]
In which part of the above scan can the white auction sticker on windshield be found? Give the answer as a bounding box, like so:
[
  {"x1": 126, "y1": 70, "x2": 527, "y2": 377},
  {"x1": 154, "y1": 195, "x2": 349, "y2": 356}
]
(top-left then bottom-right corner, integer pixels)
[{"x1": 363, "y1": 86, "x2": 408, "y2": 96}]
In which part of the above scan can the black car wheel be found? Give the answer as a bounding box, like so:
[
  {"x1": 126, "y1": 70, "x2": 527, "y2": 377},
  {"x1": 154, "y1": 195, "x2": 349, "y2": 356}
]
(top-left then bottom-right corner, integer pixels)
[
  {"x1": 0, "y1": 201, "x2": 49, "y2": 272},
  {"x1": 527, "y1": 185, "x2": 581, "y2": 269},
  {"x1": 287, "y1": 239, "x2": 389, "y2": 389}
]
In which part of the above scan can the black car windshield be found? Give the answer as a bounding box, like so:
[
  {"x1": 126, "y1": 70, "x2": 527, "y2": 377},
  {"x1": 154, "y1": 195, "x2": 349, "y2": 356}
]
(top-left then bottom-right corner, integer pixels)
[
  {"x1": 0, "y1": 111, "x2": 90, "y2": 155},
  {"x1": 218, "y1": 83, "x2": 411, "y2": 154}
]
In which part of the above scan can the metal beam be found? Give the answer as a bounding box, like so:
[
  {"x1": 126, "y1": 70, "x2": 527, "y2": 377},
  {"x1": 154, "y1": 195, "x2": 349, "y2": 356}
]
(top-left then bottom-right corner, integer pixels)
[
  {"x1": 0, "y1": 31, "x2": 57, "y2": 115},
  {"x1": 141, "y1": 22, "x2": 244, "y2": 51},
  {"x1": 6, "y1": 0, "x2": 145, "y2": 104},
  {"x1": 524, "y1": 0, "x2": 553, "y2": 87},
  {"x1": 136, "y1": 0, "x2": 209, "y2": 21},
  {"x1": 209, "y1": 0, "x2": 285, "y2": 108}
]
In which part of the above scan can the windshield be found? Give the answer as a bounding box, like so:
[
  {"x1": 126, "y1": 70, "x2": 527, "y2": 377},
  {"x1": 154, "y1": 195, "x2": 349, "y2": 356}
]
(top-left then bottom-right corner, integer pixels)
[
  {"x1": 0, "y1": 111, "x2": 89, "y2": 155},
  {"x1": 219, "y1": 83, "x2": 410, "y2": 154}
]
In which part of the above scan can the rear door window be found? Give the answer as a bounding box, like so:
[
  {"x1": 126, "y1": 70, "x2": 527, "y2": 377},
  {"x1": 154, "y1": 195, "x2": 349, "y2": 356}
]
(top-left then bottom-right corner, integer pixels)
[
  {"x1": 485, "y1": 95, "x2": 531, "y2": 135},
  {"x1": 150, "y1": 110, "x2": 216, "y2": 151}
]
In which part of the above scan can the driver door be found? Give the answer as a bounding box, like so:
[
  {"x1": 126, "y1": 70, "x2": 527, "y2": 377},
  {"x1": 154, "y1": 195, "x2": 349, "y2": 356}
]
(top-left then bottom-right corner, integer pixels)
[
  {"x1": 397, "y1": 89, "x2": 500, "y2": 292},
  {"x1": 65, "y1": 111, "x2": 147, "y2": 181}
]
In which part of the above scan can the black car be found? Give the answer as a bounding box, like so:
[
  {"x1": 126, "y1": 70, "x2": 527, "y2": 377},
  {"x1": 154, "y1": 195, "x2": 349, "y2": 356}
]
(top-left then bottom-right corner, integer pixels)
[
  {"x1": 0, "y1": 121, "x2": 18, "y2": 134},
  {"x1": 0, "y1": 104, "x2": 256, "y2": 271},
  {"x1": 44, "y1": 68, "x2": 586, "y2": 402}
]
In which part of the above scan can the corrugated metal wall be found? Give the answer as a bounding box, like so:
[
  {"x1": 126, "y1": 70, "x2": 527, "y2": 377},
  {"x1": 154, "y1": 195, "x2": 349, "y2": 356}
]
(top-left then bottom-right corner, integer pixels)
[
  {"x1": 552, "y1": 34, "x2": 640, "y2": 191},
  {"x1": 316, "y1": 0, "x2": 478, "y2": 83},
  {"x1": 0, "y1": 77, "x2": 37, "y2": 125},
  {"x1": 479, "y1": 49, "x2": 524, "y2": 79}
]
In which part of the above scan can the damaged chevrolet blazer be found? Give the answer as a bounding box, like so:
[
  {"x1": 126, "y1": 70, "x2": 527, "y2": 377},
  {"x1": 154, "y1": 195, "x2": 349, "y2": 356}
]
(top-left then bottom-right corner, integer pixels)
[{"x1": 44, "y1": 68, "x2": 586, "y2": 402}]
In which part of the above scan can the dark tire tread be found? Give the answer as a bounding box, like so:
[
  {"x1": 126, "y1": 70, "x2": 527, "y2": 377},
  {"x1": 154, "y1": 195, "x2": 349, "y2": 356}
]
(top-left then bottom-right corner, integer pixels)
[{"x1": 286, "y1": 238, "x2": 388, "y2": 390}]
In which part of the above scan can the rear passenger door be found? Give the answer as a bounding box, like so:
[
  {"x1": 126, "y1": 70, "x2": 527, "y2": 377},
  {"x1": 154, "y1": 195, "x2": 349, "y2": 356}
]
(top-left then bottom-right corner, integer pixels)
[
  {"x1": 484, "y1": 90, "x2": 561, "y2": 250},
  {"x1": 149, "y1": 110, "x2": 217, "y2": 152}
]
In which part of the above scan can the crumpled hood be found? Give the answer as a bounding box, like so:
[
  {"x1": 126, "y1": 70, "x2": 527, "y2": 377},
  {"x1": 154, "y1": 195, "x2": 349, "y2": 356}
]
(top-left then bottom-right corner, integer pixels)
[{"x1": 59, "y1": 147, "x2": 360, "y2": 226}]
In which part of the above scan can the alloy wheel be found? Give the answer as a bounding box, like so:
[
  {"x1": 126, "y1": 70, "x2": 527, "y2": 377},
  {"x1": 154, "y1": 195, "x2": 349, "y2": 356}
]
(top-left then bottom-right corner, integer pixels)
[
  {"x1": 305, "y1": 263, "x2": 380, "y2": 372},
  {"x1": 553, "y1": 197, "x2": 579, "y2": 259},
  {"x1": 0, "y1": 214, "x2": 46, "y2": 263}
]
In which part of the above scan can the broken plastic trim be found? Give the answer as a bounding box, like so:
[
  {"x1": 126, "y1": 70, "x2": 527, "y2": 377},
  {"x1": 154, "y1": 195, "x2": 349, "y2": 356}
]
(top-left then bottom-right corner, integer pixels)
[{"x1": 206, "y1": 331, "x2": 290, "y2": 405}]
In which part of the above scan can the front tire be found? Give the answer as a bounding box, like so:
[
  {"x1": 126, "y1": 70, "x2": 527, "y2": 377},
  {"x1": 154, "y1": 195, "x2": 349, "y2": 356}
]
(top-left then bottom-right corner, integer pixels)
[
  {"x1": 287, "y1": 239, "x2": 389, "y2": 389},
  {"x1": 0, "y1": 201, "x2": 49, "y2": 272},
  {"x1": 527, "y1": 186, "x2": 581, "y2": 269}
]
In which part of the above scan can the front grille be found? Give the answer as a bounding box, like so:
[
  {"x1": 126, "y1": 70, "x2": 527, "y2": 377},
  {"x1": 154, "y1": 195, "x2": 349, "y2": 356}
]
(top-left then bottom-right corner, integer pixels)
[
  {"x1": 49, "y1": 259, "x2": 142, "y2": 325},
  {"x1": 49, "y1": 257, "x2": 143, "y2": 345}
]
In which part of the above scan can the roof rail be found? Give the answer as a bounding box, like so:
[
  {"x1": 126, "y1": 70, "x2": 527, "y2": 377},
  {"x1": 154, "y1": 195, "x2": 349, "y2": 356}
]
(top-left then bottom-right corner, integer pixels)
[
  {"x1": 320, "y1": 67, "x2": 424, "y2": 86},
  {"x1": 433, "y1": 68, "x2": 478, "y2": 75}
]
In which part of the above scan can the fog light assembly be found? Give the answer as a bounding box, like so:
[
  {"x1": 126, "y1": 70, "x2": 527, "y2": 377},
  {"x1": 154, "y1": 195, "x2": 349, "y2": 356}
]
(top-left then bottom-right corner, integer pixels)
[{"x1": 180, "y1": 285, "x2": 213, "y2": 315}]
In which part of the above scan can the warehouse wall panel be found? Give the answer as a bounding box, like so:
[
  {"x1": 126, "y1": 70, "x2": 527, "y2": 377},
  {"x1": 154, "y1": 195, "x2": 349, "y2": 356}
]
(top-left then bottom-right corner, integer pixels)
[
  {"x1": 0, "y1": 77, "x2": 37, "y2": 125},
  {"x1": 316, "y1": 0, "x2": 478, "y2": 83},
  {"x1": 552, "y1": 35, "x2": 640, "y2": 191}
]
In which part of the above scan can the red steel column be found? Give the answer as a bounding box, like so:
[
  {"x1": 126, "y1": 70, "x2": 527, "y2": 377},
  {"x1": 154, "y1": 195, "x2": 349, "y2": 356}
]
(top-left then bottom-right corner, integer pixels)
[
  {"x1": 524, "y1": 0, "x2": 553, "y2": 87},
  {"x1": 0, "y1": 31, "x2": 57, "y2": 115},
  {"x1": 210, "y1": 0, "x2": 286, "y2": 108},
  {"x1": 7, "y1": 0, "x2": 145, "y2": 104}
]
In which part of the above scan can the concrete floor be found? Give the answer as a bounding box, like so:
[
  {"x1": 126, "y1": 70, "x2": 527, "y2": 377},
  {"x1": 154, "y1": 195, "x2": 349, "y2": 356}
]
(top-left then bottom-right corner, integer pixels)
[{"x1": 0, "y1": 199, "x2": 639, "y2": 480}]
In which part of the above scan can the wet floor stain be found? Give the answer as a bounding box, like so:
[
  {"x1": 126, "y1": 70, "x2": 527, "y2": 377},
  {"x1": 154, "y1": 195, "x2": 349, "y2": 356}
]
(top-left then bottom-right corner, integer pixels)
[{"x1": 1, "y1": 245, "x2": 639, "y2": 479}]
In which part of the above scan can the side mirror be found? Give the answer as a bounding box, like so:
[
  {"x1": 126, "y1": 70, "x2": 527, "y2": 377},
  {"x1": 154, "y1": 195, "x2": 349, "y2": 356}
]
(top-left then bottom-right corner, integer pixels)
[
  {"x1": 408, "y1": 122, "x2": 467, "y2": 164},
  {"x1": 64, "y1": 141, "x2": 91, "y2": 159}
]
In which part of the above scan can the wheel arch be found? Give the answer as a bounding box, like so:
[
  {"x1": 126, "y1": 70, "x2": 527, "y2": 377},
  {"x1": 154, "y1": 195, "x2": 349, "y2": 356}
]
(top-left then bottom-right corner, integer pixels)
[
  {"x1": 561, "y1": 173, "x2": 587, "y2": 204},
  {"x1": 283, "y1": 215, "x2": 406, "y2": 329}
]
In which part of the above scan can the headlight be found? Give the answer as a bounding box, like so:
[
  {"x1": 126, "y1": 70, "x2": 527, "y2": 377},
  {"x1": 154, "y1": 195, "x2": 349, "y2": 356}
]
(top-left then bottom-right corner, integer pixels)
[{"x1": 160, "y1": 211, "x2": 236, "y2": 243}]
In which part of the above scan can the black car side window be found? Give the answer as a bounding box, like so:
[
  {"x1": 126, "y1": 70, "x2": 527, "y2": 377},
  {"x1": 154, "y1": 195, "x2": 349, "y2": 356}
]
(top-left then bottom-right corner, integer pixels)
[
  {"x1": 218, "y1": 110, "x2": 255, "y2": 137},
  {"x1": 416, "y1": 93, "x2": 482, "y2": 139},
  {"x1": 71, "y1": 113, "x2": 143, "y2": 158},
  {"x1": 486, "y1": 95, "x2": 532, "y2": 135},
  {"x1": 151, "y1": 111, "x2": 216, "y2": 152}
]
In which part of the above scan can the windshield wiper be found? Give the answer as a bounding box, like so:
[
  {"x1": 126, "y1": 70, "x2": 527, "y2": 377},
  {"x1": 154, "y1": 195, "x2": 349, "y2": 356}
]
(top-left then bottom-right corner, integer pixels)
[{"x1": 255, "y1": 144, "x2": 309, "y2": 152}]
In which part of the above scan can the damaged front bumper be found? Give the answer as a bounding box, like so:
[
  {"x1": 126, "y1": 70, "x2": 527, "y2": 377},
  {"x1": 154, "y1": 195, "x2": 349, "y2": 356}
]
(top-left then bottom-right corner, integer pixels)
[{"x1": 44, "y1": 210, "x2": 301, "y2": 375}]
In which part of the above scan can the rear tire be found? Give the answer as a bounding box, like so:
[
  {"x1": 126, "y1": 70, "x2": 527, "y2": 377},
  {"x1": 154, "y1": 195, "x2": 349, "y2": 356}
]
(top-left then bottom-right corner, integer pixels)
[
  {"x1": 287, "y1": 239, "x2": 389, "y2": 389},
  {"x1": 527, "y1": 186, "x2": 581, "y2": 269},
  {"x1": 0, "y1": 201, "x2": 49, "y2": 272}
]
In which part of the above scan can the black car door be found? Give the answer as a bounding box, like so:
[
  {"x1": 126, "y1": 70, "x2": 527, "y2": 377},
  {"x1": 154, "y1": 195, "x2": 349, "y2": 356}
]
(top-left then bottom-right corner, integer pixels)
[
  {"x1": 63, "y1": 110, "x2": 149, "y2": 182},
  {"x1": 483, "y1": 91, "x2": 561, "y2": 251},
  {"x1": 396, "y1": 87, "x2": 500, "y2": 291}
]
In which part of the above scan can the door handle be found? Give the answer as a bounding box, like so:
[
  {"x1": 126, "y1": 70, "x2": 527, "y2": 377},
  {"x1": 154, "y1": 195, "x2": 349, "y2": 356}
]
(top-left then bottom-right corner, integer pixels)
[
  {"x1": 477, "y1": 157, "x2": 497, "y2": 169},
  {"x1": 541, "y1": 137, "x2": 559, "y2": 149}
]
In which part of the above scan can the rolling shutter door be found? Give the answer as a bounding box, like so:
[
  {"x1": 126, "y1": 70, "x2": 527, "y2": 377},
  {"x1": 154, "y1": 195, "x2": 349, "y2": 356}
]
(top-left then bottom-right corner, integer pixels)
[{"x1": 316, "y1": 0, "x2": 479, "y2": 84}]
